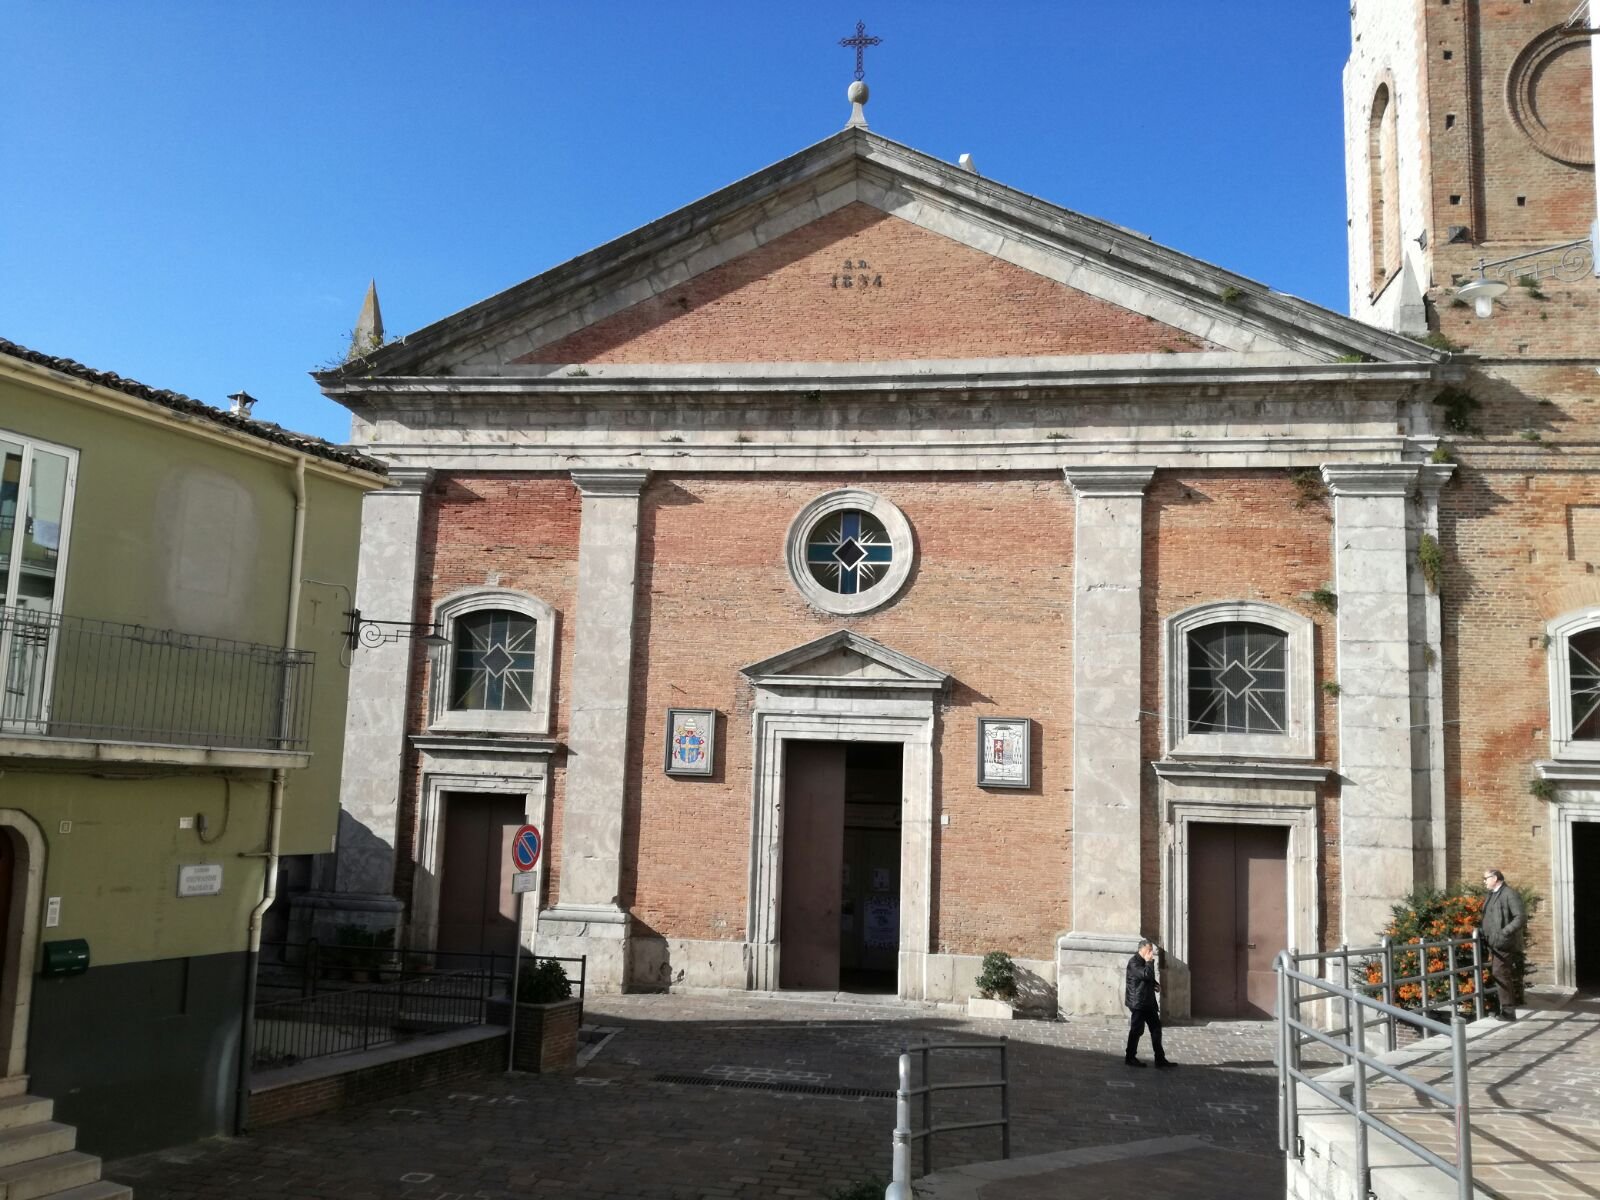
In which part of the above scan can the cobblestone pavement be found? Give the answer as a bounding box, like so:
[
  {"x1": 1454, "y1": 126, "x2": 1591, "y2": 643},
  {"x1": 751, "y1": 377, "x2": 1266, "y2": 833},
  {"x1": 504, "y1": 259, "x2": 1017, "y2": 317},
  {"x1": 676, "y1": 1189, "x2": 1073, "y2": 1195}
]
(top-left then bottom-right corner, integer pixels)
[
  {"x1": 108, "y1": 993, "x2": 1300, "y2": 1199},
  {"x1": 1361, "y1": 994, "x2": 1600, "y2": 1199}
]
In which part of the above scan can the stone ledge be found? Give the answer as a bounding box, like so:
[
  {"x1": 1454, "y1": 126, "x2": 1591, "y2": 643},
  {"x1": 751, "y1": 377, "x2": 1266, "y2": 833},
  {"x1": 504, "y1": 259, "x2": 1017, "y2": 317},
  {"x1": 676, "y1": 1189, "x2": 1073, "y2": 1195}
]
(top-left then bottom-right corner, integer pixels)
[
  {"x1": 247, "y1": 1026, "x2": 507, "y2": 1130},
  {"x1": 0, "y1": 734, "x2": 308, "y2": 770}
]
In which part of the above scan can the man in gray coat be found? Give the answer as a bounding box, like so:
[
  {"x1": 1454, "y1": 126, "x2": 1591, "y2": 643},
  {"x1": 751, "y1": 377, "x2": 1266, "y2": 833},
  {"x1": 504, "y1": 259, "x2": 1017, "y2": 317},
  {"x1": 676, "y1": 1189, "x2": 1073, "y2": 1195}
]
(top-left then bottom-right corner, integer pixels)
[{"x1": 1481, "y1": 868, "x2": 1527, "y2": 1021}]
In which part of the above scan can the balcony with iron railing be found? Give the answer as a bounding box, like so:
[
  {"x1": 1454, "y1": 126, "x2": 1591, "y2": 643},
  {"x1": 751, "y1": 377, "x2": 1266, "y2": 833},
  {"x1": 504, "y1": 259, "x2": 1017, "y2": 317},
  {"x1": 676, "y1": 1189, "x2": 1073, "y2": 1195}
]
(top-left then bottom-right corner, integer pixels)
[{"x1": 0, "y1": 605, "x2": 315, "y2": 767}]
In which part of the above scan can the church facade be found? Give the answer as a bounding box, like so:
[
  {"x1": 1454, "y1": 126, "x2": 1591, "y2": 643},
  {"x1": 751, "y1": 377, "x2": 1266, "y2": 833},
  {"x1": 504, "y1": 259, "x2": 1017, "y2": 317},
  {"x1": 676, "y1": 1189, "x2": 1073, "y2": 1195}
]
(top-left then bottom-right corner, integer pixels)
[{"x1": 305, "y1": 2, "x2": 1600, "y2": 1017}]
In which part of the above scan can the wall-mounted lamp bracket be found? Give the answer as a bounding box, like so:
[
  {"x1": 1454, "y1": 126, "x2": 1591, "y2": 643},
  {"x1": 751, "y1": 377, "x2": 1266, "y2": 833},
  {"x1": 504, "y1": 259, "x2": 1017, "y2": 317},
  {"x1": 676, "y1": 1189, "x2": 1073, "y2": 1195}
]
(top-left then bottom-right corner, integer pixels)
[{"x1": 343, "y1": 609, "x2": 450, "y2": 652}]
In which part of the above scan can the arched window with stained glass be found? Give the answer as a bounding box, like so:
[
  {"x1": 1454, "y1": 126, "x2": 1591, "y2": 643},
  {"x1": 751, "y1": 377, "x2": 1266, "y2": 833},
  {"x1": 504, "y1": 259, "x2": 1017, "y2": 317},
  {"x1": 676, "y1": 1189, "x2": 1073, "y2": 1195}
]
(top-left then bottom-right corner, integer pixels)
[{"x1": 429, "y1": 588, "x2": 556, "y2": 735}]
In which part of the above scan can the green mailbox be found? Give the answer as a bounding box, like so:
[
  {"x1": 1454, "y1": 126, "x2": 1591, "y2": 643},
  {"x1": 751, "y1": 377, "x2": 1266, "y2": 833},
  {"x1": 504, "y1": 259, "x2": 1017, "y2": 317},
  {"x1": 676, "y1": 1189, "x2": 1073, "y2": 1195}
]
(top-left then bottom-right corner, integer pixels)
[{"x1": 40, "y1": 939, "x2": 89, "y2": 978}]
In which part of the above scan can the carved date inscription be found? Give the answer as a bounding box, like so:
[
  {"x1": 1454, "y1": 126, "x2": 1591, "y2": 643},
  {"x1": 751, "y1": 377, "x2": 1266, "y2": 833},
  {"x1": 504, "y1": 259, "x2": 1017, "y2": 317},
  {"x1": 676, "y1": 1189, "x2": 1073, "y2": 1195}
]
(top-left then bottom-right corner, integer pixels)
[{"x1": 831, "y1": 258, "x2": 884, "y2": 289}]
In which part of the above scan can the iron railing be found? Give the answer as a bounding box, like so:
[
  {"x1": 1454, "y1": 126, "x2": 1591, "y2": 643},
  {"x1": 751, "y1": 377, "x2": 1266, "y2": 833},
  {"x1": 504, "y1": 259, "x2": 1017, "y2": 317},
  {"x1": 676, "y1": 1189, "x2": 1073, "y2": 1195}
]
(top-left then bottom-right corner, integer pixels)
[
  {"x1": 0, "y1": 605, "x2": 313, "y2": 751},
  {"x1": 886, "y1": 1038, "x2": 1010, "y2": 1200},
  {"x1": 252, "y1": 941, "x2": 588, "y2": 1069},
  {"x1": 1278, "y1": 941, "x2": 1479, "y2": 1200},
  {"x1": 251, "y1": 968, "x2": 495, "y2": 1068}
]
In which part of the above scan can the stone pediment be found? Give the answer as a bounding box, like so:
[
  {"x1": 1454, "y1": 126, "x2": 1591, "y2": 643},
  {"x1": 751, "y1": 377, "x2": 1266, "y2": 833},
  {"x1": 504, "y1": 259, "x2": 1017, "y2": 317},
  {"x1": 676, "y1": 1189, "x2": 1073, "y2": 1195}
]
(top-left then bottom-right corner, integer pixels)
[
  {"x1": 321, "y1": 128, "x2": 1441, "y2": 386},
  {"x1": 741, "y1": 631, "x2": 950, "y2": 694}
]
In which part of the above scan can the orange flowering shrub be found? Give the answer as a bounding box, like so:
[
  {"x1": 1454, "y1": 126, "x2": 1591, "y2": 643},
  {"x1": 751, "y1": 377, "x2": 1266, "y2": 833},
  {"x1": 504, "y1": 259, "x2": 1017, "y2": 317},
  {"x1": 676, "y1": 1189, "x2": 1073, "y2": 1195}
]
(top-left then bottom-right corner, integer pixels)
[{"x1": 1364, "y1": 885, "x2": 1536, "y2": 1019}]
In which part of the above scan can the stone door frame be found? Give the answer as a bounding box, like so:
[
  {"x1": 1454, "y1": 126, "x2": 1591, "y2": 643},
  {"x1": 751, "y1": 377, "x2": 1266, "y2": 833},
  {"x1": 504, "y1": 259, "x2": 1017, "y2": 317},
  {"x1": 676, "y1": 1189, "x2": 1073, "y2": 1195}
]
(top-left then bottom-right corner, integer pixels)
[
  {"x1": 746, "y1": 706, "x2": 935, "y2": 997},
  {"x1": 1153, "y1": 763, "x2": 1324, "y2": 1020},
  {"x1": 409, "y1": 737, "x2": 555, "y2": 954},
  {"x1": 1548, "y1": 788, "x2": 1600, "y2": 990},
  {"x1": 0, "y1": 811, "x2": 44, "y2": 1078}
]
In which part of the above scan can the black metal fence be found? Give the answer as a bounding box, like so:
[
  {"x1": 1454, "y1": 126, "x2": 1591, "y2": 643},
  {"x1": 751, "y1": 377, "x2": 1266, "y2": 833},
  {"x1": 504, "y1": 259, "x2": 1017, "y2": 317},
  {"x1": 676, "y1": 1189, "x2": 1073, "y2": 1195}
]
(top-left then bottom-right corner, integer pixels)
[
  {"x1": 0, "y1": 605, "x2": 314, "y2": 751},
  {"x1": 251, "y1": 942, "x2": 587, "y2": 1070}
]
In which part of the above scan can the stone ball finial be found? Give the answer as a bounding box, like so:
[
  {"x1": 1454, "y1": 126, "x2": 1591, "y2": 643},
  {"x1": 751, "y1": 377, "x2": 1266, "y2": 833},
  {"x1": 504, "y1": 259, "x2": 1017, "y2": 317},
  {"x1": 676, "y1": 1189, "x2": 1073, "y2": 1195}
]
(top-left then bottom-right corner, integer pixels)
[{"x1": 848, "y1": 80, "x2": 869, "y2": 105}]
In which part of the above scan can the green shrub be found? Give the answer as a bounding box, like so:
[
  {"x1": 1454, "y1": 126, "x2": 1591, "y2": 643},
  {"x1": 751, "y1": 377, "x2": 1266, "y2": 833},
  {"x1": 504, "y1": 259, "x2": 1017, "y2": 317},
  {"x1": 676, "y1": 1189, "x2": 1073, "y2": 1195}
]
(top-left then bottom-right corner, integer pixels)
[
  {"x1": 517, "y1": 958, "x2": 573, "y2": 1004},
  {"x1": 975, "y1": 951, "x2": 1017, "y2": 1001},
  {"x1": 1364, "y1": 884, "x2": 1537, "y2": 1016}
]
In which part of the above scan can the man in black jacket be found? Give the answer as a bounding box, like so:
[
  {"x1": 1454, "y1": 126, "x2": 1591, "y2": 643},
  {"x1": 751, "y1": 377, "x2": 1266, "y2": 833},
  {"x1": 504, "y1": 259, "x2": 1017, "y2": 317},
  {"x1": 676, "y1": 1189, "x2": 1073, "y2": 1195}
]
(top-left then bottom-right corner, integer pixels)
[
  {"x1": 1481, "y1": 868, "x2": 1527, "y2": 1021},
  {"x1": 1125, "y1": 939, "x2": 1173, "y2": 1068}
]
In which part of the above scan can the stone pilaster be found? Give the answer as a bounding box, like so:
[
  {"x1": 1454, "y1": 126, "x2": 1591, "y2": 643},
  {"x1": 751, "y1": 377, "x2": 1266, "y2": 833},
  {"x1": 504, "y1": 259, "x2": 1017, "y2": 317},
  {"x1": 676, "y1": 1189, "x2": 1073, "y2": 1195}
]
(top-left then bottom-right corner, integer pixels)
[
  {"x1": 1413, "y1": 464, "x2": 1455, "y2": 889},
  {"x1": 1322, "y1": 462, "x2": 1423, "y2": 946},
  {"x1": 536, "y1": 469, "x2": 648, "y2": 990},
  {"x1": 321, "y1": 467, "x2": 434, "y2": 937},
  {"x1": 1057, "y1": 466, "x2": 1155, "y2": 1017}
]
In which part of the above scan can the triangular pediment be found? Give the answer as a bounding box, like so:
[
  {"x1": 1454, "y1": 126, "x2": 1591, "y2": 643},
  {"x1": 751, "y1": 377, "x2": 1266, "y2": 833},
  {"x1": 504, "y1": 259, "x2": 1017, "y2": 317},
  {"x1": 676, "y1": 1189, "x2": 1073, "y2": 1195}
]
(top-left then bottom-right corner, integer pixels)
[
  {"x1": 742, "y1": 631, "x2": 950, "y2": 693},
  {"x1": 321, "y1": 128, "x2": 1441, "y2": 387}
]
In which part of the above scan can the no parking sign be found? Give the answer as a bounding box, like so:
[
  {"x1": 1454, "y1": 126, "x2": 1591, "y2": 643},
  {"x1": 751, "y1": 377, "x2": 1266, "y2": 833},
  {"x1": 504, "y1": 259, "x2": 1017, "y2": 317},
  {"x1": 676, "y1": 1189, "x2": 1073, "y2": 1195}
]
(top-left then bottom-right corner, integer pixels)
[{"x1": 511, "y1": 825, "x2": 541, "y2": 893}]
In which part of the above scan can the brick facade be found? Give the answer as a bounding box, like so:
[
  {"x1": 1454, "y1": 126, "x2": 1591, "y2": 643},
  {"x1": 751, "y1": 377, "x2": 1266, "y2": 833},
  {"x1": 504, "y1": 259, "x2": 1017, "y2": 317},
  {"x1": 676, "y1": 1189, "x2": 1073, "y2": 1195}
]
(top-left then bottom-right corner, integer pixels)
[
  {"x1": 328, "y1": 13, "x2": 1600, "y2": 1012},
  {"x1": 524, "y1": 203, "x2": 1219, "y2": 365}
]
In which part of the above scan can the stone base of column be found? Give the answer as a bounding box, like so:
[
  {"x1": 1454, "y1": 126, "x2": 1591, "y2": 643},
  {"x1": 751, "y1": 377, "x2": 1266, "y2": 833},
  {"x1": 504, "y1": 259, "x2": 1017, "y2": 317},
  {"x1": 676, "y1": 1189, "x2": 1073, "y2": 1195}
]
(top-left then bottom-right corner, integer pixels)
[
  {"x1": 1056, "y1": 931, "x2": 1144, "y2": 1017},
  {"x1": 285, "y1": 891, "x2": 406, "y2": 951},
  {"x1": 537, "y1": 903, "x2": 631, "y2": 993}
]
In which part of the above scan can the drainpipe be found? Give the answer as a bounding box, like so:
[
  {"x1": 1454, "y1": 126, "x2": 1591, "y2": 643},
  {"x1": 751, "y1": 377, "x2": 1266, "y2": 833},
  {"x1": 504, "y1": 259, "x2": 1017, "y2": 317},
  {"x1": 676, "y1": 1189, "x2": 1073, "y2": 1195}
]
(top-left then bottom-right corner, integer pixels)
[{"x1": 234, "y1": 456, "x2": 306, "y2": 1132}]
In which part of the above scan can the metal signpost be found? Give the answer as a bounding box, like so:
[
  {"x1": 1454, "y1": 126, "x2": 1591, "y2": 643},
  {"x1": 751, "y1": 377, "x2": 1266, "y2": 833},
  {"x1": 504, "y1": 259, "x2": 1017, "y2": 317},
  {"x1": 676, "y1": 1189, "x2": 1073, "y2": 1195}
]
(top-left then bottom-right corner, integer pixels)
[{"x1": 506, "y1": 824, "x2": 541, "y2": 1071}]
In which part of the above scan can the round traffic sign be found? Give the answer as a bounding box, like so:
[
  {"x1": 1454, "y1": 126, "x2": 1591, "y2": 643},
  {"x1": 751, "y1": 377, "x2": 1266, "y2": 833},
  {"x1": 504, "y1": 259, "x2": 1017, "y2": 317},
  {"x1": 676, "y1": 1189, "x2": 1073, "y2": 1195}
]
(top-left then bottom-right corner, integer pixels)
[{"x1": 511, "y1": 824, "x2": 542, "y2": 872}]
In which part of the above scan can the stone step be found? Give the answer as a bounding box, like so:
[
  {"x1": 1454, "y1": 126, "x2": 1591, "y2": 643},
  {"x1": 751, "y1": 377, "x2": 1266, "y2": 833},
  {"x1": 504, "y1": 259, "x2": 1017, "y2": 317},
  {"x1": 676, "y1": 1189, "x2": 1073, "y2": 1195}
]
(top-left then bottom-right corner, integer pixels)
[
  {"x1": 0, "y1": 1125, "x2": 74, "y2": 1170},
  {"x1": 0, "y1": 1082, "x2": 29, "y2": 1102},
  {"x1": 0, "y1": 1098, "x2": 52, "y2": 1132},
  {"x1": 37, "y1": 1184, "x2": 130, "y2": 1200},
  {"x1": 0, "y1": 1150, "x2": 103, "y2": 1200}
]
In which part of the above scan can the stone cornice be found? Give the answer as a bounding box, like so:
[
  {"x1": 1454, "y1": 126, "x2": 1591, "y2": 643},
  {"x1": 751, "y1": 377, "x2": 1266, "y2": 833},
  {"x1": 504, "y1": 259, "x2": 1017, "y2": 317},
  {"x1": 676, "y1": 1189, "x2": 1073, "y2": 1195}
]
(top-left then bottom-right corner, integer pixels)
[
  {"x1": 1151, "y1": 759, "x2": 1333, "y2": 784},
  {"x1": 1320, "y1": 462, "x2": 1422, "y2": 497},
  {"x1": 1061, "y1": 466, "x2": 1156, "y2": 497},
  {"x1": 571, "y1": 468, "x2": 649, "y2": 497},
  {"x1": 1535, "y1": 759, "x2": 1600, "y2": 783},
  {"x1": 1417, "y1": 462, "x2": 1457, "y2": 496},
  {"x1": 324, "y1": 358, "x2": 1447, "y2": 407},
  {"x1": 411, "y1": 734, "x2": 560, "y2": 759},
  {"x1": 380, "y1": 466, "x2": 434, "y2": 495},
  {"x1": 365, "y1": 437, "x2": 1421, "y2": 475}
]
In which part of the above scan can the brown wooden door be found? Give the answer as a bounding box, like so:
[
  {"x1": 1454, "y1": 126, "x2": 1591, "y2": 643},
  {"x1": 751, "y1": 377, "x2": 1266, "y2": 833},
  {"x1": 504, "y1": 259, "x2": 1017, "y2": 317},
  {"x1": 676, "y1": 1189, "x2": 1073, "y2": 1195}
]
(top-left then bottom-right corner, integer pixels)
[
  {"x1": 779, "y1": 742, "x2": 846, "y2": 989},
  {"x1": 1189, "y1": 823, "x2": 1288, "y2": 1019},
  {"x1": 437, "y1": 792, "x2": 526, "y2": 959}
]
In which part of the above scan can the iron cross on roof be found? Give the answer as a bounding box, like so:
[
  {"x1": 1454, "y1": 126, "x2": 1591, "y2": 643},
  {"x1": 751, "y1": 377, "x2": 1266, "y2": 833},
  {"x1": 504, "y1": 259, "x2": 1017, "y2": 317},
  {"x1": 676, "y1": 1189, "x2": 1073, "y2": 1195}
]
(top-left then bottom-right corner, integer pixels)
[{"x1": 839, "y1": 20, "x2": 881, "y2": 82}]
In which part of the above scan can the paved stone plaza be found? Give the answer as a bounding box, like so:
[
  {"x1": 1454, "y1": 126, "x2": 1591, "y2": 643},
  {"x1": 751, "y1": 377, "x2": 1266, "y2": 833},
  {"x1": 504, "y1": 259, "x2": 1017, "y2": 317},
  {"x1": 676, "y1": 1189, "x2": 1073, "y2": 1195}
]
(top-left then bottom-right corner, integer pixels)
[
  {"x1": 1354, "y1": 996, "x2": 1600, "y2": 1200},
  {"x1": 107, "y1": 994, "x2": 1294, "y2": 1199}
]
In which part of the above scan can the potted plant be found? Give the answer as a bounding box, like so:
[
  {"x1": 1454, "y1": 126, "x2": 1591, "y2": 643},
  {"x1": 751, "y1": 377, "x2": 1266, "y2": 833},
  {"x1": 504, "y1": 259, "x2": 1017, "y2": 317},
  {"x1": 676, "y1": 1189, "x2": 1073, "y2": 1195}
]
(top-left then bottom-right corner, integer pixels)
[
  {"x1": 969, "y1": 951, "x2": 1018, "y2": 1019},
  {"x1": 507, "y1": 958, "x2": 581, "y2": 1073}
]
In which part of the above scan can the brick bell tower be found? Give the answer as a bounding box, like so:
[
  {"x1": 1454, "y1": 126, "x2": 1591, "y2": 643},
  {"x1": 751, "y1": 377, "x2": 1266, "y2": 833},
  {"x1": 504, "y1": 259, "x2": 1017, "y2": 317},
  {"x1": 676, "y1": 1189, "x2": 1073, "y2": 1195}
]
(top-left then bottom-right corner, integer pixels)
[{"x1": 1344, "y1": 0, "x2": 1600, "y2": 357}]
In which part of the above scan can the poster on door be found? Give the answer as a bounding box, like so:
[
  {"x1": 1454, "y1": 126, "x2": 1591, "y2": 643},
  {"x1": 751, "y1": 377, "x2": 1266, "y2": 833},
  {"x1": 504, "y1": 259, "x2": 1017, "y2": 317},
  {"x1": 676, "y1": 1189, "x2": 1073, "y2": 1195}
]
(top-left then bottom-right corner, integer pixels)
[{"x1": 863, "y1": 898, "x2": 899, "y2": 949}]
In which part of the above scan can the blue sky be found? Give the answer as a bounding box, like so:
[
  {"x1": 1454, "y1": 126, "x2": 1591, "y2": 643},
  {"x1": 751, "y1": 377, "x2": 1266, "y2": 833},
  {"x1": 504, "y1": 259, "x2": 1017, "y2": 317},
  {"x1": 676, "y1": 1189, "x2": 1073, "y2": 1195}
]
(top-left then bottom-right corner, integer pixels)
[{"x1": 2, "y1": 3, "x2": 1354, "y2": 444}]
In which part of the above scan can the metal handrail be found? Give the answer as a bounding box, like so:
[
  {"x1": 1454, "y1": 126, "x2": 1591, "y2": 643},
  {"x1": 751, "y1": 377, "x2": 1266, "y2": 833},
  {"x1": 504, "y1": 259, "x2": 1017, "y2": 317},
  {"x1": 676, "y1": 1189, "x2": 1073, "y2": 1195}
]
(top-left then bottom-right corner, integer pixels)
[
  {"x1": 1277, "y1": 946, "x2": 1476, "y2": 1200},
  {"x1": 886, "y1": 1038, "x2": 1010, "y2": 1200}
]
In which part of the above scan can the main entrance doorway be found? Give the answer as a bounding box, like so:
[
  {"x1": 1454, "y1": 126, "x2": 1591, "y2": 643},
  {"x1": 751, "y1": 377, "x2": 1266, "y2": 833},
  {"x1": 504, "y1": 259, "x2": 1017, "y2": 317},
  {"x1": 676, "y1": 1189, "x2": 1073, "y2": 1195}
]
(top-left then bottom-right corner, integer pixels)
[
  {"x1": 1574, "y1": 821, "x2": 1600, "y2": 987},
  {"x1": 436, "y1": 792, "x2": 525, "y2": 960},
  {"x1": 778, "y1": 741, "x2": 903, "y2": 993},
  {"x1": 1188, "y1": 823, "x2": 1288, "y2": 1019}
]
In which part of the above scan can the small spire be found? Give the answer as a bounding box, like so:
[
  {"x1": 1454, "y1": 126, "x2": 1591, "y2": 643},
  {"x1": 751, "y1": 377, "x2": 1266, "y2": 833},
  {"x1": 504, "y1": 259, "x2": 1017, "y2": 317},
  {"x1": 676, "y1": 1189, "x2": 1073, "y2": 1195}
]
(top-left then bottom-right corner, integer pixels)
[
  {"x1": 349, "y1": 279, "x2": 384, "y2": 360},
  {"x1": 958, "y1": 153, "x2": 979, "y2": 174},
  {"x1": 227, "y1": 390, "x2": 258, "y2": 418},
  {"x1": 846, "y1": 80, "x2": 870, "y2": 129}
]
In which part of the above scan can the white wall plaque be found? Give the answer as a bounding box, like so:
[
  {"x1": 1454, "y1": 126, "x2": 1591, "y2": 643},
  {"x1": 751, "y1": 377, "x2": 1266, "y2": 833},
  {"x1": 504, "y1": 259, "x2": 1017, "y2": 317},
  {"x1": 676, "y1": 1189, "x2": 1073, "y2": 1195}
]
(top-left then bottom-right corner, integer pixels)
[
  {"x1": 512, "y1": 871, "x2": 538, "y2": 895},
  {"x1": 177, "y1": 864, "x2": 223, "y2": 897}
]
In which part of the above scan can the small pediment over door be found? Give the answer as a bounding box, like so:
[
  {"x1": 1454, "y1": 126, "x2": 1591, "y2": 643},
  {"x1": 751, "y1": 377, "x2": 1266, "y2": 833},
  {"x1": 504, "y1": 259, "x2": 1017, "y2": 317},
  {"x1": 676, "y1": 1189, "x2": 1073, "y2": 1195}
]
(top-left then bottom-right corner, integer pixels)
[{"x1": 741, "y1": 630, "x2": 950, "y2": 694}]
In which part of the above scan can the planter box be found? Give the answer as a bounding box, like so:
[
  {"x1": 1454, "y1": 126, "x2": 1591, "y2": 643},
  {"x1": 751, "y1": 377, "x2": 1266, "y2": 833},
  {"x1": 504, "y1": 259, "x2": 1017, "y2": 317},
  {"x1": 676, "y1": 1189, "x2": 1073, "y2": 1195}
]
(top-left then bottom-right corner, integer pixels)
[
  {"x1": 502, "y1": 997, "x2": 580, "y2": 1073},
  {"x1": 967, "y1": 997, "x2": 1016, "y2": 1020}
]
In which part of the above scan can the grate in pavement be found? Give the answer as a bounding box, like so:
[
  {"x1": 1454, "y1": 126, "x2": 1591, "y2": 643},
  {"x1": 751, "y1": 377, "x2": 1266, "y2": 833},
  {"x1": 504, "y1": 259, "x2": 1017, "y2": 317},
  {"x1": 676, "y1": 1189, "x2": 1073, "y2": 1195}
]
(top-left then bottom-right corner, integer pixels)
[{"x1": 652, "y1": 1072, "x2": 894, "y2": 1099}]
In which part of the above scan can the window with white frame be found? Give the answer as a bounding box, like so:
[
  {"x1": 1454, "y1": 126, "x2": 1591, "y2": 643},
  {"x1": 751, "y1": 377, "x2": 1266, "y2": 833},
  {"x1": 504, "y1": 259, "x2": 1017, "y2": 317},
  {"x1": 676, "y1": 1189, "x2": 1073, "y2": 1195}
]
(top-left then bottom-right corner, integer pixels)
[
  {"x1": 1546, "y1": 608, "x2": 1600, "y2": 760},
  {"x1": 429, "y1": 588, "x2": 556, "y2": 735},
  {"x1": 1164, "y1": 601, "x2": 1315, "y2": 760}
]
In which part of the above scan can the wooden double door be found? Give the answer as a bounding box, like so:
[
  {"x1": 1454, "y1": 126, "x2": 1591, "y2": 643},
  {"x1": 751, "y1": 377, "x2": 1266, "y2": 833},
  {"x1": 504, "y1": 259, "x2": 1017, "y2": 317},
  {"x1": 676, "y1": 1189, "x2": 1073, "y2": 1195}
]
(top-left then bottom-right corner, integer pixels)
[
  {"x1": 778, "y1": 741, "x2": 902, "y2": 991},
  {"x1": 1189, "y1": 823, "x2": 1288, "y2": 1019},
  {"x1": 436, "y1": 792, "x2": 526, "y2": 960}
]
